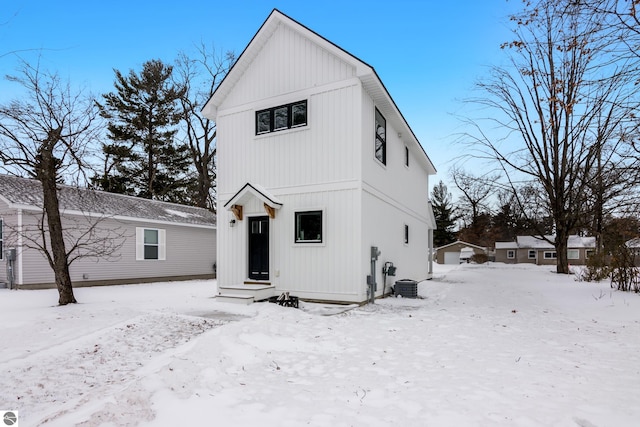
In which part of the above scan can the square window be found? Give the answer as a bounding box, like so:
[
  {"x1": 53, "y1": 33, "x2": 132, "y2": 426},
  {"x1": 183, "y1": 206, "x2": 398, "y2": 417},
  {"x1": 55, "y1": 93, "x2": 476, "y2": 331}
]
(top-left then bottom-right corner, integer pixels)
[
  {"x1": 528, "y1": 250, "x2": 536, "y2": 259},
  {"x1": 295, "y1": 211, "x2": 322, "y2": 243},
  {"x1": 567, "y1": 249, "x2": 580, "y2": 260},
  {"x1": 507, "y1": 250, "x2": 515, "y2": 259}
]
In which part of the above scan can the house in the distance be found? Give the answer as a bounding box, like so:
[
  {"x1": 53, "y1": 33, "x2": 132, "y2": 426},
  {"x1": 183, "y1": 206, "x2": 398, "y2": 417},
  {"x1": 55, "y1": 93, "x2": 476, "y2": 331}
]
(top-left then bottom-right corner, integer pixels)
[
  {"x1": 0, "y1": 174, "x2": 216, "y2": 289},
  {"x1": 435, "y1": 240, "x2": 488, "y2": 264},
  {"x1": 202, "y1": 9, "x2": 436, "y2": 304},
  {"x1": 494, "y1": 235, "x2": 595, "y2": 265}
]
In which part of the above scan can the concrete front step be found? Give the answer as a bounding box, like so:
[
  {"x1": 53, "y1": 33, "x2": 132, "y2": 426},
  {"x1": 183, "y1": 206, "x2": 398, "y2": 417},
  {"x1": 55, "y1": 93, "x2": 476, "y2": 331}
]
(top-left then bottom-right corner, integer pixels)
[
  {"x1": 215, "y1": 293, "x2": 255, "y2": 305},
  {"x1": 217, "y1": 283, "x2": 275, "y2": 303}
]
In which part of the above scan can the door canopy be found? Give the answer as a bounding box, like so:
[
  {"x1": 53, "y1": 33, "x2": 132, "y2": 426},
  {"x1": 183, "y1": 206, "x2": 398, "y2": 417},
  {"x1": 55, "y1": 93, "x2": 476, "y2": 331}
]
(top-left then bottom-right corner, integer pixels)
[{"x1": 224, "y1": 183, "x2": 283, "y2": 220}]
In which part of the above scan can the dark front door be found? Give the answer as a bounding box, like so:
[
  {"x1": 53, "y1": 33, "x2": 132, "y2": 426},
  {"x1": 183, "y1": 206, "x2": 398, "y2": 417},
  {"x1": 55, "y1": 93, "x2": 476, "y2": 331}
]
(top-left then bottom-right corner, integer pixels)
[{"x1": 248, "y1": 216, "x2": 269, "y2": 280}]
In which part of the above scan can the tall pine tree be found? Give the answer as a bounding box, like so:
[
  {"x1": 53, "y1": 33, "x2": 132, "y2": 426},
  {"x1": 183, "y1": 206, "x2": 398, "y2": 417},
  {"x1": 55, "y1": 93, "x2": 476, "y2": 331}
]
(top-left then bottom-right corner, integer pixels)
[
  {"x1": 95, "y1": 59, "x2": 190, "y2": 201},
  {"x1": 431, "y1": 181, "x2": 458, "y2": 247}
]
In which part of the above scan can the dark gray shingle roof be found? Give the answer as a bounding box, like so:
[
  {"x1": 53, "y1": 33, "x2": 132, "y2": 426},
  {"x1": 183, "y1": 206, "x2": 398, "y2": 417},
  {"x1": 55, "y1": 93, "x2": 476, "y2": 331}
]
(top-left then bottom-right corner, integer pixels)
[{"x1": 0, "y1": 174, "x2": 216, "y2": 227}]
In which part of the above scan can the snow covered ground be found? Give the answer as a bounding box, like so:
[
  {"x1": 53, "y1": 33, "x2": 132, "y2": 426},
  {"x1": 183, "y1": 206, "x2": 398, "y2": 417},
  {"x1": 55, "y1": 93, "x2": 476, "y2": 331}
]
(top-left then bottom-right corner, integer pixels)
[{"x1": 1, "y1": 263, "x2": 639, "y2": 426}]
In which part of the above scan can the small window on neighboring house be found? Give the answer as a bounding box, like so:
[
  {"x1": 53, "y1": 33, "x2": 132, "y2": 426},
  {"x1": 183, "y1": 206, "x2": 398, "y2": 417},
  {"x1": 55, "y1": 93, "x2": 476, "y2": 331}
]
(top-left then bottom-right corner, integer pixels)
[
  {"x1": 405, "y1": 146, "x2": 409, "y2": 167},
  {"x1": 544, "y1": 251, "x2": 557, "y2": 259},
  {"x1": 136, "y1": 227, "x2": 166, "y2": 260},
  {"x1": 528, "y1": 250, "x2": 536, "y2": 259},
  {"x1": 0, "y1": 218, "x2": 3, "y2": 260},
  {"x1": 586, "y1": 249, "x2": 594, "y2": 259},
  {"x1": 567, "y1": 249, "x2": 580, "y2": 260},
  {"x1": 507, "y1": 250, "x2": 515, "y2": 259},
  {"x1": 404, "y1": 224, "x2": 409, "y2": 244},
  {"x1": 375, "y1": 108, "x2": 386, "y2": 165},
  {"x1": 256, "y1": 100, "x2": 307, "y2": 134},
  {"x1": 295, "y1": 211, "x2": 322, "y2": 243}
]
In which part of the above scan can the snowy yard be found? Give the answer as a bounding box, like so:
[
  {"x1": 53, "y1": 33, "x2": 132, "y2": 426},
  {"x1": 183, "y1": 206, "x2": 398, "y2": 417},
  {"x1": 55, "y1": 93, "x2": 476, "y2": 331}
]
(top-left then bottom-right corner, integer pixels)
[{"x1": 1, "y1": 263, "x2": 639, "y2": 426}]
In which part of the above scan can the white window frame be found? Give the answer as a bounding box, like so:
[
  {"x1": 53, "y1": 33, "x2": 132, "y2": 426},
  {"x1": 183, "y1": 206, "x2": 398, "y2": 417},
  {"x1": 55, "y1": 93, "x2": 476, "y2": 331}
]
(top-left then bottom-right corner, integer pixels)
[
  {"x1": 544, "y1": 251, "x2": 557, "y2": 259},
  {"x1": 0, "y1": 218, "x2": 3, "y2": 260},
  {"x1": 528, "y1": 250, "x2": 536, "y2": 259},
  {"x1": 507, "y1": 250, "x2": 515, "y2": 259},
  {"x1": 567, "y1": 249, "x2": 580, "y2": 260},
  {"x1": 136, "y1": 227, "x2": 166, "y2": 260}
]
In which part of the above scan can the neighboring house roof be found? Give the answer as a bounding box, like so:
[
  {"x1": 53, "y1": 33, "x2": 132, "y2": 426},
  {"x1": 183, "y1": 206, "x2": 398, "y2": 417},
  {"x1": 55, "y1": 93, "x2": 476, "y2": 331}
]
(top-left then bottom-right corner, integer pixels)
[
  {"x1": 625, "y1": 238, "x2": 640, "y2": 248},
  {"x1": 495, "y1": 241, "x2": 518, "y2": 250},
  {"x1": 0, "y1": 175, "x2": 217, "y2": 228},
  {"x1": 201, "y1": 8, "x2": 436, "y2": 176},
  {"x1": 435, "y1": 240, "x2": 486, "y2": 251},
  {"x1": 496, "y1": 235, "x2": 595, "y2": 250}
]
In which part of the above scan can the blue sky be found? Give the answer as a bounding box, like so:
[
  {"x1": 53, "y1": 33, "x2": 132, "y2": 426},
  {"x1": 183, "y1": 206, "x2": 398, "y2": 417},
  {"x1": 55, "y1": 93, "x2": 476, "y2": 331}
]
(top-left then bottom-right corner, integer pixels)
[{"x1": 0, "y1": 0, "x2": 520, "y2": 185}]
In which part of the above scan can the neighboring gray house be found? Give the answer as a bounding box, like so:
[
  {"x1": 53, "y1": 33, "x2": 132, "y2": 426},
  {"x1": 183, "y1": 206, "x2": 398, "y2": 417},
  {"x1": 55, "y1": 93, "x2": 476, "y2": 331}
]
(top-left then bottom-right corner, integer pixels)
[
  {"x1": 435, "y1": 240, "x2": 487, "y2": 264},
  {"x1": 495, "y1": 235, "x2": 595, "y2": 265},
  {"x1": 0, "y1": 175, "x2": 216, "y2": 289}
]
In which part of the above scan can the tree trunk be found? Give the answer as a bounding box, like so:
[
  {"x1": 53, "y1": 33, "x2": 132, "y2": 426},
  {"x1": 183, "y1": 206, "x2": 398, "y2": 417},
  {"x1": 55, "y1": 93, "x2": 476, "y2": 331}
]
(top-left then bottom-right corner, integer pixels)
[
  {"x1": 555, "y1": 229, "x2": 570, "y2": 274},
  {"x1": 37, "y1": 130, "x2": 77, "y2": 305}
]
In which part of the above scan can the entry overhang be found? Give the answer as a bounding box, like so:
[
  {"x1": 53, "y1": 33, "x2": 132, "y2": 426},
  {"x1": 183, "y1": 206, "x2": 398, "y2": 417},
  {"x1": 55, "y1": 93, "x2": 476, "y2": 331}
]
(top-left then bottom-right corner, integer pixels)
[{"x1": 224, "y1": 183, "x2": 283, "y2": 219}]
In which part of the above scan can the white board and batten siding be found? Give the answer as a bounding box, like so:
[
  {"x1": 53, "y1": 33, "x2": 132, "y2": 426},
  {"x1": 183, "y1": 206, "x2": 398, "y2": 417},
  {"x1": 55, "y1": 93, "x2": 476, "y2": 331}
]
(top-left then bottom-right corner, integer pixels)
[{"x1": 211, "y1": 10, "x2": 436, "y2": 303}]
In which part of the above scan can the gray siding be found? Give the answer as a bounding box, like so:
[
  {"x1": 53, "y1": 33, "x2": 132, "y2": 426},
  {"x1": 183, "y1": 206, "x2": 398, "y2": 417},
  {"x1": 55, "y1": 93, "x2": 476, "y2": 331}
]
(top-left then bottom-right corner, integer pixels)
[{"x1": 13, "y1": 210, "x2": 215, "y2": 288}]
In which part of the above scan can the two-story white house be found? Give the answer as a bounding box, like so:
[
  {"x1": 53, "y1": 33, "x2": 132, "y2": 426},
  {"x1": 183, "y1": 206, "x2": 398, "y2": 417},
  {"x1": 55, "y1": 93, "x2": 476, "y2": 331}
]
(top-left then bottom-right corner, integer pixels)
[{"x1": 202, "y1": 9, "x2": 436, "y2": 304}]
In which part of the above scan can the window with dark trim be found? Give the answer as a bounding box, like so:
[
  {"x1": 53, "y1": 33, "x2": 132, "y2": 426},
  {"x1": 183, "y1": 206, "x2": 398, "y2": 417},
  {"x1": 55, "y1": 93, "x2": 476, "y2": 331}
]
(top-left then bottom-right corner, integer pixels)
[
  {"x1": 404, "y1": 224, "x2": 409, "y2": 244},
  {"x1": 405, "y1": 146, "x2": 409, "y2": 167},
  {"x1": 295, "y1": 211, "x2": 322, "y2": 243},
  {"x1": 256, "y1": 100, "x2": 307, "y2": 134},
  {"x1": 375, "y1": 108, "x2": 386, "y2": 165}
]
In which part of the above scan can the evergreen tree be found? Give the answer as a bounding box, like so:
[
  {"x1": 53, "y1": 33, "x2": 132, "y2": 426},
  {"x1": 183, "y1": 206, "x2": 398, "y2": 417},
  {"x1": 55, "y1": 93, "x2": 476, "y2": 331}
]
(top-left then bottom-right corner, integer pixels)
[
  {"x1": 95, "y1": 59, "x2": 190, "y2": 201},
  {"x1": 431, "y1": 181, "x2": 458, "y2": 247}
]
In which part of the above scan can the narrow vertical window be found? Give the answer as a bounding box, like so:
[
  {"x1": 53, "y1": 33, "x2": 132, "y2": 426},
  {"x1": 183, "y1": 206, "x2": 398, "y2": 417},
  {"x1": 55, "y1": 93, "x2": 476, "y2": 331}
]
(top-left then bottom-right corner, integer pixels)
[
  {"x1": 375, "y1": 108, "x2": 386, "y2": 165},
  {"x1": 0, "y1": 218, "x2": 3, "y2": 260},
  {"x1": 404, "y1": 224, "x2": 409, "y2": 244},
  {"x1": 405, "y1": 146, "x2": 409, "y2": 167}
]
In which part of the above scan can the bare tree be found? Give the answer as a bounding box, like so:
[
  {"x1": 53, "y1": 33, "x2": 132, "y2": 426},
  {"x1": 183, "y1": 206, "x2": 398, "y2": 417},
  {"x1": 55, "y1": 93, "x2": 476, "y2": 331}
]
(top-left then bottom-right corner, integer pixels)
[
  {"x1": 0, "y1": 60, "x2": 100, "y2": 304},
  {"x1": 451, "y1": 167, "x2": 499, "y2": 246},
  {"x1": 462, "y1": 0, "x2": 640, "y2": 273},
  {"x1": 174, "y1": 44, "x2": 235, "y2": 211}
]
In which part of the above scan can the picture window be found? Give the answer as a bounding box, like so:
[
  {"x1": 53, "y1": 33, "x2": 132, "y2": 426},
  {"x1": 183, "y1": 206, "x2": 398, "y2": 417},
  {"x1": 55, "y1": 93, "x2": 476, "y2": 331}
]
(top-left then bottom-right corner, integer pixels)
[{"x1": 295, "y1": 211, "x2": 322, "y2": 243}]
